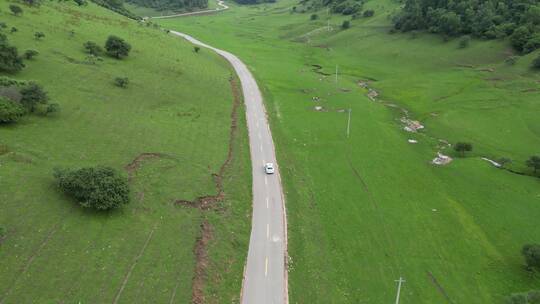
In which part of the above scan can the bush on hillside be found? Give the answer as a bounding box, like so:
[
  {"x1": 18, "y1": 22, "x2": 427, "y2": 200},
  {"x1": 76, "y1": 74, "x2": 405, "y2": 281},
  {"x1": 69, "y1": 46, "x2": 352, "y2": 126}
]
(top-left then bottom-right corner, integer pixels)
[
  {"x1": 342, "y1": 20, "x2": 351, "y2": 29},
  {"x1": 114, "y1": 77, "x2": 129, "y2": 88},
  {"x1": 34, "y1": 32, "x2": 45, "y2": 40},
  {"x1": 9, "y1": 5, "x2": 23, "y2": 16},
  {"x1": 363, "y1": 9, "x2": 374, "y2": 17},
  {"x1": 10, "y1": 27, "x2": 18, "y2": 34},
  {"x1": 105, "y1": 35, "x2": 131, "y2": 59},
  {"x1": 23, "y1": 49, "x2": 39, "y2": 60},
  {"x1": 453, "y1": 142, "x2": 473, "y2": 157},
  {"x1": 0, "y1": 35, "x2": 25, "y2": 73},
  {"x1": 54, "y1": 166, "x2": 130, "y2": 210},
  {"x1": 506, "y1": 291, "x2": 540, "y2": 304},
  {"x1": 83, "y1": 41, "x2": 103, "y2": 56},
  {"x1": 74, "y1": 0, "x2": 88, "y2": 6},
  {"x1": 0, "y1": 97, "x2": 25, "y2": 123},
  {"x1": 22, "y1": 0, "x2": 41, "y2": 6},
  {"x1": 526, "y1": 156, "x2": 540, "y2": 174},
  {"x1": 19, "y1": 82, "x2": 48, "y2": 112},
  {"x1": 459, "y1": 35, "x2": 470, "y2": 48},
  {"x1": 194, "y1": 46, "x2": 200, "y2": 53},
  {"x1": 533, "y1": 54, "x2": 540, "y2": 69},
  {"x1": 522, "y1": 244, "x2": 540, "y2": 271}
]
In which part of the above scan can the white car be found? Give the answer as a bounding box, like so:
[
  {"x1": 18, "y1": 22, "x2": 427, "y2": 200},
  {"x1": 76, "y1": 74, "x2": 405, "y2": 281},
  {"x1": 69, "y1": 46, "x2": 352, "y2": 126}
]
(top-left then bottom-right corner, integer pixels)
[{"x1": 264, "y1": 163, "x2": 275, "y2": 174}]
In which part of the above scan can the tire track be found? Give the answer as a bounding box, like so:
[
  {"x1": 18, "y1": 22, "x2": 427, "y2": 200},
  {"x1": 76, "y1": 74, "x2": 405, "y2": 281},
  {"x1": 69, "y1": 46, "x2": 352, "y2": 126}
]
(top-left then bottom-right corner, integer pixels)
[{"x1": 112, "y1": 224, "x2": 157, "y2": 304}]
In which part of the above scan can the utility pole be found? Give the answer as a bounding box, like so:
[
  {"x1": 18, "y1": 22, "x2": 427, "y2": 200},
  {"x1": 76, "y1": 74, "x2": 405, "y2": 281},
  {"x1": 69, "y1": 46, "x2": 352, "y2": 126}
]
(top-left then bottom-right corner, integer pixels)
[
  {"x1": 346, "y1": 108, "x2": 351, "y2": 138},
  {"x1": 394, "y1": 277, "x2": 406, "y2": 304}
]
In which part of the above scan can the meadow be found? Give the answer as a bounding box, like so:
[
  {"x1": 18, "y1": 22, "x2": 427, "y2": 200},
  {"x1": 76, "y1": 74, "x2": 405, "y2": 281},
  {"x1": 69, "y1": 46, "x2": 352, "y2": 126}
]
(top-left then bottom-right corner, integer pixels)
[
  {"x1": 0, "y1": 1, "x2": 250, "y2": 303},
  {"x1": 156, "y1": 0, "x2": 540, "y2": 302}
]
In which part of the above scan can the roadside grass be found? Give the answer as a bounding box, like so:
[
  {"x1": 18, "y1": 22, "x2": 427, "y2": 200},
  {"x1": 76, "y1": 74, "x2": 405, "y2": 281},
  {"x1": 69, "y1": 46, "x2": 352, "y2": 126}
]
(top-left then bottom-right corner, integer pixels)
[
  {"x1": 157, "y1": 0, "x2": 540, "y2": 302},
  {"x1": 0, "y1": 2, "x2": 249, "y2": 303}
]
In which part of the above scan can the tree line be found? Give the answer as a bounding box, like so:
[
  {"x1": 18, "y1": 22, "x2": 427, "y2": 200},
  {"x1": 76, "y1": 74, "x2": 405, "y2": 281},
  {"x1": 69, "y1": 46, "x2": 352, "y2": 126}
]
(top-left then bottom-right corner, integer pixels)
[
  {"x1": 126, "y1": 0, "x2": 208, "y2": 12},
  {"x1": 392, "y1": 0, "x2": 540, "y2": 53}
]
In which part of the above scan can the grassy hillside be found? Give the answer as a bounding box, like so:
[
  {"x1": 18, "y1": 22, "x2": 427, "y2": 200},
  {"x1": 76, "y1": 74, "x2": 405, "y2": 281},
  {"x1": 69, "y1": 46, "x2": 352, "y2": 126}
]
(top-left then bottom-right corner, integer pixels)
[
  {"x1": 157, "y1": 0, "x2": 540, "y2": 302},
  {"x1": 0, "y1": 1, "x2": 250, "y2": 303}
]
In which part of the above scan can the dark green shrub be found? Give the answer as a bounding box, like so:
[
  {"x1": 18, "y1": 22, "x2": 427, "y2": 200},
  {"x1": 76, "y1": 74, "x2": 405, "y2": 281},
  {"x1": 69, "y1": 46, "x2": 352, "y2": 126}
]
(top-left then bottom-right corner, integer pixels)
[
  {"x1": 0, "y1": 97, "x2": 25, "y2": 123},
  {"x1": 20, "y1": 82, "x2": 48, "y2": 112},
  {"x1": 310, "y1": 14, "x2": 318, "y2": 20},
  {"x1": 105, "y1": 35, "x2": 131, "y2": 59},
  {"x1": 74, "y1": 0, "x2": 87, "y2": 6},
  {"x1": 10, "y1": 27, "x2": 18, "y2": 34},
  {"x1": 526, "y1": 156, "x2": 540, "y2": 174},
  {"x1": 54, "y1": 166, "x2": 130, "y2": 210},
  {"x1": 0, "y1": 35, "x2": 24, "y2": 73},
  {"x1": 453, "y1": 142, "x2": 473, "y2": 156},
  {"x1": 9, "y1": 5, "x2": 23, "y2": 16},
  {"x1": 505, "y1": 56, "x2": 518, "y2": 65},
  {"x1": 341, "y1": 20, "x2": 351, "y2": 29},
  {"x1": 194, "y1": 46, "x2": 200, "y2": 53},
  {"x1": 34, "y1": 32, "x2": 45, "y2": 40},
  {"x1": 533, "y1": 54, "x2": 540, "y2": 70},
  {"x1": 23, "y1": 49, "x2": 39, "y2": 60},
  {"x1": 114, "y1": 77, "x2": 129, "y2": 88},
  {"x1": 522, "y1": 244, "x2": 540, "y2": 270},
  {"x1": 83, "y1": 41, "x2": 103, "y2": 56},
  {"x1": 363, "y1": 9, "x2": 374, "y2": 17},
  {"x1": 459, "y1": 35, "x2": 470, "y2": 48}
]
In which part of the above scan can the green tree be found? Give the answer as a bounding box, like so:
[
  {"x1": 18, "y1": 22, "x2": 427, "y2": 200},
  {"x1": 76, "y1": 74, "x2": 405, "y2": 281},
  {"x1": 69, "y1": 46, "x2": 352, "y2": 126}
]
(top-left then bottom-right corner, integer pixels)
[
  {"x1": 510, "y1": 26, "x2": 531, "y2": 52},
  {"x1": 0, "y1": 35, "x2": 25, "y2": 73},
  {"x1": 9, "y1": 5, "x2": 23, "y2": 16},
  {"x1": 454, "y1": 142, "x2": 473, "y2": 156},
  {"x1": 19, "y1": 82, "x2": 48, "y2": 112},
  {"x1": 341, "y1": 20, "x2": 351, "y2": 29},
  {"x1": 194, "y1": 46, "x2": 200, "y2": 53},
  {"x1": 105, "y1": 35, "x2": 131, "y2": 59},
  {"x1": 522, "y1": 244, "x2": 540, "y2": 271},
  {"x1": 54, "y1": 166, "x2": 130, "y2": 210},
  {"x1": 0, "y1": 97, "x2": 25, "y2": 123},
  {"x1": 526, "y1": 156, "x2": 540, "y2": 173}
]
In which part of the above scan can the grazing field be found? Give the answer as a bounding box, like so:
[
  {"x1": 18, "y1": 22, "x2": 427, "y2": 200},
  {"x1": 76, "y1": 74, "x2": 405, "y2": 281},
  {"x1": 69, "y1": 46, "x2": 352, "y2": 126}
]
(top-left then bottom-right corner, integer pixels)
[
  {"x1": 0, "y1": 2, "x2": 250, "y2": 303},
  {"x1": 157, "y1": 0, "x2": 540, "y2": 302}
]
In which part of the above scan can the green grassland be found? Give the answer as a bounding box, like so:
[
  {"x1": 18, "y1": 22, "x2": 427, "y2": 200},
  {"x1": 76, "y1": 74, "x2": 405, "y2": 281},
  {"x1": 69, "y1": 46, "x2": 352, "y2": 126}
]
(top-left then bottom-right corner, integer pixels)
[
  {"x1": 0, "y1": 1, "x2": 250, "y2": 303},
  {"x1": 157, "y1": 0, "x2": 540, "y2": 302}
]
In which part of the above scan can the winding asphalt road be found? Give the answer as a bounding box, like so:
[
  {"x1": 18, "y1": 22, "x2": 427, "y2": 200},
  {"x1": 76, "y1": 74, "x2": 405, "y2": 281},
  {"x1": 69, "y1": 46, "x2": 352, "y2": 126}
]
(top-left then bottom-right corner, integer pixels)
[{"x1": 169, "y1": 31, "x2": 288, "y2": 304}]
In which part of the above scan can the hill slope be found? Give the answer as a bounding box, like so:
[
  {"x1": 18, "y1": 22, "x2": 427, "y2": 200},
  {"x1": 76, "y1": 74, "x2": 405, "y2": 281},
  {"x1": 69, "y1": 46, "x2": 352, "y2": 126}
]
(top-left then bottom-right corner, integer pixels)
[{"x1": 0, "y1": 1, "x2": 250, "y2": 303}]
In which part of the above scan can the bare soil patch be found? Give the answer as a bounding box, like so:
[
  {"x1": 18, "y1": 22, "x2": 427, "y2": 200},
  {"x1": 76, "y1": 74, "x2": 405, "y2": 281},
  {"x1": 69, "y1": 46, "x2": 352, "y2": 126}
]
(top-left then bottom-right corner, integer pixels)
[
  {"x1": 192, "y1": 220, "x2": 213, "y2": 304},
  {"x1": 124, "y1": 152, "x2": 168, "y2": 180}
]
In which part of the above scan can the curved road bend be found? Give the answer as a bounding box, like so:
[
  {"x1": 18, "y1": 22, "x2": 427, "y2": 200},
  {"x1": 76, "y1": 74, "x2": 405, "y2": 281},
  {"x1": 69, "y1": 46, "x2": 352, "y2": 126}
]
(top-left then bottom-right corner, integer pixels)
[{"x1": 169, "y1": 31, "x2": 288, "y2": 304}]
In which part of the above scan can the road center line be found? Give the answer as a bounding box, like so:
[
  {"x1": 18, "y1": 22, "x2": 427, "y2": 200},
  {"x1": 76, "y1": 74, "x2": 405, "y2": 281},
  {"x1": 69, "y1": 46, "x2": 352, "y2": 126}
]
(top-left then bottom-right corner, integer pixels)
[
  {"x1": 265, "y1": 257, "x2": 268, "y2": 277},
  {"x1": 266, "y1": 197, "x2": 269, "y2": 208},
  {"x1": 267, "y1": 223, "x2": 270, "y2": 239},
  {"x1": 264, "y1": 176, "x2": 268, "y2": 185}
]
